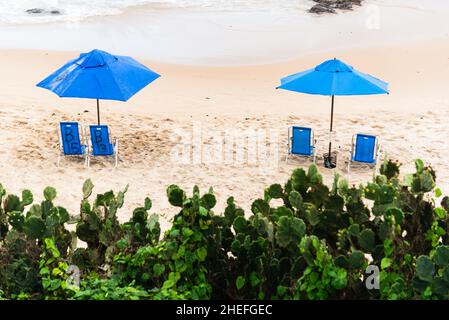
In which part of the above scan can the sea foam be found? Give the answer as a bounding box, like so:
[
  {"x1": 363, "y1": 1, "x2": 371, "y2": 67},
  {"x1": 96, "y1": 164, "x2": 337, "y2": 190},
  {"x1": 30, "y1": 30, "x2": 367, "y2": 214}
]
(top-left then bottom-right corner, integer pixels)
[{"x1": 0, "y1": 0, "x2": 312, "y2": 24}]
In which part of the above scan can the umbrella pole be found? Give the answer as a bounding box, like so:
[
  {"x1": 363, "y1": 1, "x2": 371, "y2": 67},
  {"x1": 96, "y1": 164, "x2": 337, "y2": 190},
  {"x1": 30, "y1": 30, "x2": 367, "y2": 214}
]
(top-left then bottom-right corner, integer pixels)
[
  {"x1": 96, "y1": 99, "x2": 101, "y2": 125},
  {"x1": 328, "y1": 95, "x2": 334, "y2": 156},
  {"x1": 324, "y1": 95, "x2": 336, "y2": 168}
]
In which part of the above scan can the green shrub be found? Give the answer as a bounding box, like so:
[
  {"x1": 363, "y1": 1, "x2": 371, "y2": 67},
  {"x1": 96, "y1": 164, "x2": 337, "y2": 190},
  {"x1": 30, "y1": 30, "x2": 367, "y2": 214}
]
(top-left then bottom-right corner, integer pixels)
[{"x1": 0, "y1": 159, "x2": 448, "y2": 300}]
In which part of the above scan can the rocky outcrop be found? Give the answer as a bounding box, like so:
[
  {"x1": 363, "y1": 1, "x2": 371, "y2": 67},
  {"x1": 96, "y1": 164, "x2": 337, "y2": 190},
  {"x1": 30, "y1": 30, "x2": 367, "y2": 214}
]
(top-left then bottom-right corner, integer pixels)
[
  {"x1": 309, "y1": 0, "x2": 363, "y2": 15},
  {"x1": 26, "y1": 8, "x2": 61, "y2": 15}
]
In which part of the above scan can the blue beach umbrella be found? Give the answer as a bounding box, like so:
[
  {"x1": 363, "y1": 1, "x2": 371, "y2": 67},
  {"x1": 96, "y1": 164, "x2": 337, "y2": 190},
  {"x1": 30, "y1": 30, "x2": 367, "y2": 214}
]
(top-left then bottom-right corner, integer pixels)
[
  {"x1": 37, "y1": 49, "x2": 161, "y2": 124},
  {"x1": 277, "y1": 58, "x2": 389, "y2": 168}
]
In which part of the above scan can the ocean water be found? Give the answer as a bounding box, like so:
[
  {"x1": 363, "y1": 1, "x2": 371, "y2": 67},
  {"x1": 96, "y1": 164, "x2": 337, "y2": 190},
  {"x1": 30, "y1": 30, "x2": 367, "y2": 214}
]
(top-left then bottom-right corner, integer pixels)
[
  {"x1": 0, "y1": 0, "x2": 447, "y2": 65},
  {"x1": 0, "y1": 0, "x2": 313, "y2": 24}
]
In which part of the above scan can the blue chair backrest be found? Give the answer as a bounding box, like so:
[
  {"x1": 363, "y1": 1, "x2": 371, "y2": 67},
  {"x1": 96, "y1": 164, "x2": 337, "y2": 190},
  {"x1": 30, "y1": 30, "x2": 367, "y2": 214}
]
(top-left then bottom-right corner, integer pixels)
[
  {"x1": 89, "y1": 125, "x2": 113, "y2": 156},
  {"x1": 291, "y1": 126, "x2": 313, "y2": 156},
  {"x1": 60, "y1": 122, "x2": 83, "y2": 155},
  {"x1": 354, "y1": 134, "x2": 377, "y2": 163}
]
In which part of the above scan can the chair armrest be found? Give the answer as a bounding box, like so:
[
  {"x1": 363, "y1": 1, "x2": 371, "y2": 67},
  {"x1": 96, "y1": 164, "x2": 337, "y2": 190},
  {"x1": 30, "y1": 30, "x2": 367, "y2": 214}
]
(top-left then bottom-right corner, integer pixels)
[
  {"x1": 376, "y1": 142, "x2": 382, "y2": 161},
  {"x1": 348, "y1": 149, "x2": 354, "y2": 162},
  {"x1": 113, "y1": 138, "x2": 119, "y2": 153}
]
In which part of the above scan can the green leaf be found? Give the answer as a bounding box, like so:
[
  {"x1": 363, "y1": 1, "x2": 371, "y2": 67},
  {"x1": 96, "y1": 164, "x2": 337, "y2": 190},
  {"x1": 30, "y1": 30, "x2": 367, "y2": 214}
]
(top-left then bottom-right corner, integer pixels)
[
  {"x1": 348, "y1": 224, "x2": 360, "y2": 237},
  {"x1": 358, "y1": 228, "x2": 375, "y2": 252},
  {"x1": 308, "y1": 164, "x2": 322, "y2": 184},
  {"x1": 198, "y1": 206, "x2": 208, "y2": 217},
  {"x1": 144, "y1": 197, "x2": 152, "y2": 210},
  {"x1": 8, "y1": 211, "x2": 25, "y2": 231},
  {"x1": 24, "y1": 216, "x2": 46, "y2": 239},
  {"x1": 288, "y1": 191, "x2": 303, "y2": 209},
  {"x1": 380, "y1": 160, "x2": 400, "y2": 180},
  {"x1": 381, "y1": 258, "x2": 392, "y2": 270},
  {"x1": 267, "y1": 184, "x2": 283, "y2": 199},
  {"x1": 153, "y1": 264, "x2": 165, "y2": 277},
  {"x1": 162, "y1": 272, "x2": 180, "y2": 289},
  {"x1": 385, "y1": 207, "x2": 404, "y2": 225},
  {"x1": 250, "y1": 272, "x2": 261, "y2": 287},
  {"x1": 434, "y1": 246, "x2": 449, "y2": 267},
  {"x1": 201, "y1": 193, "x2": 216, "y2": 210},
  {"x1": 116, "y1": 239, "x2": 128, "y2": 250},
  {"x1": 331, "y1": 268, "x2": 347, "y2": 290},
  {"x1": 421, "y1": 171, "x2": 436, "y2": 193},
  {"x1": 82, "y1": 179, "x2": 94, "y2": 199},
  {"x1": 166, "y1": 185, "x2": 185, "y2": 207},
  {"x1": 251, "y1": 199, "x2": 270, "y2": 215},
  {"x1": 0, "y1": 183, "x2": 5, "y2": 197},
  {"x1": 56, "y1": 206, "x2": 70, "y2": 224},
  {"x1": 434, "y1": 208, "x2": 447, "y2": 220},
  {"x1": 117, "y1": 190, "x2": 126, "y2": 209},
  {"x1": 43, "y1": 187, "x2": 57, "y2": 202},
  {"x1": 21, "y1": 190, "x2": 33, "y2": 206},
  {"x1": 348, "y1": 250, "x2": 365, "y2": 269},
  {"x1": 291, "y1": 168, "x2": 308, "y2": 193},
  {"x1": 274, "y1": 206, "x2": 293, "y2": 219},
  {"x1": 435, "y1": 188, "x2": 442, "y2": 198},
  {"x1": 275, "y1": 216, "x2": 306, "y2": 248},
  {"x1": 233, "y1": 216, "x2": 248, "y2": 234},
  {"x1": 147, "y1": 213, "x2": 160, "y2": 236},
  {"x1": 236, "y1": 276, "x2": 245, "y2": 290},
  {"x1": 4, "y1": 194, "x2": 21, "y2": 213},
  {"x1": 337, "y1": 178, "x2": 349, "y2": 191},
  {"x1": 27, "y1": 204, "x2": 42, "y2": 218},
  {"x1": 415, "y1": 159, "x2": 424, "y2": 173},
  {"x1": 403, "y1": 174, "x2": 413, "y2": 187},
  {"x1": 416, "y1": 256, "x2": 435, "y2": 282},
  {"x1": 196, "y1": 247, "x2": 207, "y2": 262},
  {"x1": 304, "y1": 204, "x2": 320, "y2": 226}
]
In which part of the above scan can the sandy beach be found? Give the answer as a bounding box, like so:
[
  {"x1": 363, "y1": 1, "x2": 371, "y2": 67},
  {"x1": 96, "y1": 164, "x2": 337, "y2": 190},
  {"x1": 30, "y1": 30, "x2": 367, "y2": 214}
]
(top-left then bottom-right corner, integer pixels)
[{"x1": 0, "y1": 0, "x2": 449, "y2": 230}]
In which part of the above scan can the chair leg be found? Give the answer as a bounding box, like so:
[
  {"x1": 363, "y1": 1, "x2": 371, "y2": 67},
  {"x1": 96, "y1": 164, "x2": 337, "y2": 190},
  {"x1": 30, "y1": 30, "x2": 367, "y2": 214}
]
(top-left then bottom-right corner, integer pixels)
[{"x1": 114, "y1": 141, "x2": 118, "y2": 168}]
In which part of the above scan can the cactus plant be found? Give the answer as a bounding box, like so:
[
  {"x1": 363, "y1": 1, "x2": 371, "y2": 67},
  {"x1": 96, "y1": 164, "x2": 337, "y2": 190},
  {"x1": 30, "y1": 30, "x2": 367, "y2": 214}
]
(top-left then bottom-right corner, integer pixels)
[{"x1": 0, "y1": 159, "x2": 449, "y2": 300}]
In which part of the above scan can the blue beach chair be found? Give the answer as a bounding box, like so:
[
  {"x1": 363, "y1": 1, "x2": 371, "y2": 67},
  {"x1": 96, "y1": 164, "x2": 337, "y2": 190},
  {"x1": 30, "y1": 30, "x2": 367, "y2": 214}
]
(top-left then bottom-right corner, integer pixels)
[
  {"x1": 347, "y1": 133, "x2": 380, "y2": 172},
  {"x1": 58, "y1": 122, "x2": 88, "y2": 166},
  {"x1": 286, "y1": 126, "x2": 316, "y2": 163},
  {"x1": 87, "y1": 125, "x2": 119, "y2": 167}
]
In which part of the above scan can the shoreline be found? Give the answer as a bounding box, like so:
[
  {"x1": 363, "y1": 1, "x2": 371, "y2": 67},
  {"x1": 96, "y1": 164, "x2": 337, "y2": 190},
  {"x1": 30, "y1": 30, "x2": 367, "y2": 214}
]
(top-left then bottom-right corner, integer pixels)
[
  {"x1": 1, "y1": 37, "x2": 447, "y2": 117},
  {"x1": 1, "y1": 0, "x2": 448, "y2": 66}
]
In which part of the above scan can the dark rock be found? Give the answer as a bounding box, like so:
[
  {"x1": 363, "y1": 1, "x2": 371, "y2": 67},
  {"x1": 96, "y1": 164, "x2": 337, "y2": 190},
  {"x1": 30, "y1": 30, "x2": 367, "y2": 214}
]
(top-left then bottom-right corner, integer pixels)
[
  {"x1": 309, "y1": 4, "x2": 336, "y2": 14},
  {"x1": 335, "y1": 3, "x2": 353, "y2": 10},
  {"x1": 26, "y1": 8, "x2": 44, "y2": 14},
  {"x1": 309, "y1": 0, "x2": 364, "y2": 15},
  {"x1": 26, "y1": 8, "x2": 62, "y2": 15}
]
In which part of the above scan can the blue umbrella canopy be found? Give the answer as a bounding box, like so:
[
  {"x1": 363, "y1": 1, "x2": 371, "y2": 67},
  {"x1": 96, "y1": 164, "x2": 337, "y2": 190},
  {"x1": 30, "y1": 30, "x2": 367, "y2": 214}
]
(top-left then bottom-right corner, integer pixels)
[
  {"x1": 277, "y1": 58, "x2": 389, "y2": 168},
  {"x1": 277, "y1": 58, "x2": 388, "y2": 95},
  {"x1": 37, "y1": 49, "x2": 161, "y2": 124}
]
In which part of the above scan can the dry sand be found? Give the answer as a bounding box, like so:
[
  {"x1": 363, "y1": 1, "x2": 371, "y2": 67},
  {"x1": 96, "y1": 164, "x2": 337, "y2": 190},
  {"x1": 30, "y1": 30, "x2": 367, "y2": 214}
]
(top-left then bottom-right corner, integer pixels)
[{"x1": 0, "y1": 38, "x2": 449, "y2": 230}]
